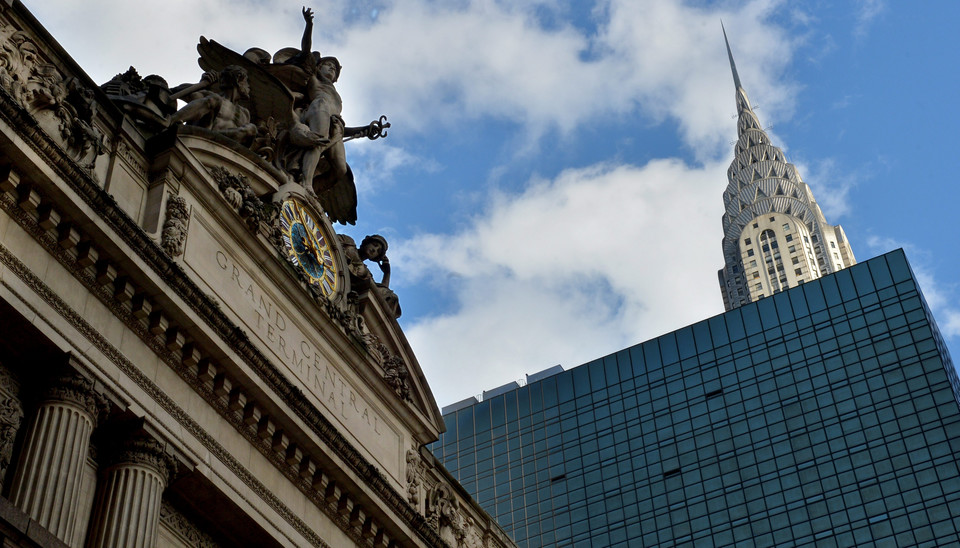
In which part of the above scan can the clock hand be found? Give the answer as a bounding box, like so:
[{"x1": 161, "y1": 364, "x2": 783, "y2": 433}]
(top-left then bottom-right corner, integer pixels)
[{"x1": 296, "y1": 207, "x2": 321, "y2": 256}]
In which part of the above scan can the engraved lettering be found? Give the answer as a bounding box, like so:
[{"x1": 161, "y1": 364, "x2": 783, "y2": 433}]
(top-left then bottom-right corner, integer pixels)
[
  {"x1": 300, "y1": 341, "x2": 312, "y2": 360},
  {"x1": 278, "y1": 335, "x2": 291, "y2": 360},
  {"x1": 258, "y1": 296, "x2": 272, "y2": 323},
  {"x1": 209, "y1": 248, "x2": 390, "y2": 444},
  {"x1": 291, "y1": 349, "x2": 305, "y2": 374},
  {"x1": 350, "y1": 391, "x2": 360, "y2": 413}
]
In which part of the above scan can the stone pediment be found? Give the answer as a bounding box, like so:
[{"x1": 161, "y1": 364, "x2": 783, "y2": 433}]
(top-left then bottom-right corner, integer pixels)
[
  {"x1": 0, "y1": 4, "x2": 515, "y2": 546},
  {"x1": 147, "y1": 125, "x2": 444, "y2": 448}
]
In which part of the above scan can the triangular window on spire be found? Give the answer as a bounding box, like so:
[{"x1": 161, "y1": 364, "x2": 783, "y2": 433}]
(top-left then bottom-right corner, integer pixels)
[
  {"x1": 769, "y1": 165, "x2": 778, "y2": 178},
  {"x1": 753, "y1": 169, "x2": 762, "y2": 182},
  {"x1": 775, "y1": 184, "x2": 784, "y2": 195}
]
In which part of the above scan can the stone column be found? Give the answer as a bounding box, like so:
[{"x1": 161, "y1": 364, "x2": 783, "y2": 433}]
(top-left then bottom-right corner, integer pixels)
[
  {"x1": 8, "y1": 373, "x2": 103, "y2": 545},
  {"x1": 85, "y1": 438, "x2": 174, "y2": 548}
]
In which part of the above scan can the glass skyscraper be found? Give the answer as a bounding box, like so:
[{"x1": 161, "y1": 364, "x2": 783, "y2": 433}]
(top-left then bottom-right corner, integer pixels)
[{"x1": 430, "y1": 250, "x2": 960, "y2": 547}]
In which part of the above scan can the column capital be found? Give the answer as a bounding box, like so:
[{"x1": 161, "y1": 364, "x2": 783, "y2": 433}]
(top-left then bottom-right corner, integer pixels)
[
  {"x1": 43, "y1": 373, "x2": 109, "y2": 422},
  {"x1": 105, "y1": 437, "x2": 177, "y2": 485}
]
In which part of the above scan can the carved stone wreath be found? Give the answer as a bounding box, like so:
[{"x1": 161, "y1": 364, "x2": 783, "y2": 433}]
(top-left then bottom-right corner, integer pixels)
[
  {"x1": 209, "y1": 166, "x2": 265, "y2": 232},
  {"x1": 161, "y1": 194, "x2": 189, "y2": 257}
]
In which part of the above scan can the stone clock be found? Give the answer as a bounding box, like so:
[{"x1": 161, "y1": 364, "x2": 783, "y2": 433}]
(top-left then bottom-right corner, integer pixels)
[{"x1": 279, "y1": 198, "x2": 340, "y2": 298}]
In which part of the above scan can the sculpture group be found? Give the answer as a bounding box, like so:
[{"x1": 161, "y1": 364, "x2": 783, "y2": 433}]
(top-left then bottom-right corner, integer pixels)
[
  {"x1": 106, "y1": 7, "x2": 389, "y2": 226},
  {"x1": 101, "y1": 6, "x2": 401, "y2": 318}
]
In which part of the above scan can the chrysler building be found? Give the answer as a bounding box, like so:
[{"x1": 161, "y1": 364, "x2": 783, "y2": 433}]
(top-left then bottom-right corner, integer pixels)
[{"x1": 718, "y1": 28, "x2": 855, "y2": 310}]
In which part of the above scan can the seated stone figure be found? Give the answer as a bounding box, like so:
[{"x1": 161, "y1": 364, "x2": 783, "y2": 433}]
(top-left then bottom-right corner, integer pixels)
[
  {"x1": 338, "y1": 234, "x2": 401, "y2": 319},
  {"x1": 169, "y1": 65, "x2": 257, "y2": 145}
]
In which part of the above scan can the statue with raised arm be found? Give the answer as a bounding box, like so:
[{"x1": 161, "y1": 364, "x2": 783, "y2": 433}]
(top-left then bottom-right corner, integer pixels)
[
  {"x1": 169, "y1": 65, "x2": 258, "y2": 145},
  {"x1": 174, "y1": 6, "x2": 388, "y2": 224},
  {"x1": 261, "y1": 7, "x2": 388, "y2": 224}
]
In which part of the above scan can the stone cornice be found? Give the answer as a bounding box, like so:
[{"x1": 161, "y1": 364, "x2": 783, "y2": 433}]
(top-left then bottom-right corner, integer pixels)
[{"x1": 0, "y1": 81, "x2": 451, "y2": 547}]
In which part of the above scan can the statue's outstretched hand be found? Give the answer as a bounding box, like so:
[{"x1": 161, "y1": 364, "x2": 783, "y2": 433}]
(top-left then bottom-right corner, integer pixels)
[{"x1": 302, "y1": 6, "x2": 314, "y2": 23}]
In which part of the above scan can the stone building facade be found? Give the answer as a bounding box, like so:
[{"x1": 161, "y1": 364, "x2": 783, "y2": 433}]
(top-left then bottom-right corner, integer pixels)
[
  {"x1": 717, "y1": 29, "x2": 855, "y2": 310},
  {"x1": 0, "y1": 3, "x2": 513, "y2": 547}
]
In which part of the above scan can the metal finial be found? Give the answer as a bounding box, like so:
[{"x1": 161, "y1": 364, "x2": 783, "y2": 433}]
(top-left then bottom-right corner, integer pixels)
[{"x1": 721, "y1": 21, "x2": 743, "y2": 90}]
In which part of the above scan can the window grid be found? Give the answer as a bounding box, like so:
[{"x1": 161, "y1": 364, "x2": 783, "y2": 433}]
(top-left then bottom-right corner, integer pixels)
[{"x1": 430, "y1": 251, "x2": 960, "y2": 547}]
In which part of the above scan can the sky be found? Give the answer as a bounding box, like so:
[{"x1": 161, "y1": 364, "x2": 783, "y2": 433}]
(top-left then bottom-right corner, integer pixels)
[{"x1": 31, "y1": 0, "x2": 960, "y2": 409}]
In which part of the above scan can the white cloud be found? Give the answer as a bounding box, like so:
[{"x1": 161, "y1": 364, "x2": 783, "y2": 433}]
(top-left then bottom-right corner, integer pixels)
[
  {"x1": 792, "y1": 157, "x2": 859, "y2": 219},
  {"x1": 35, "y1": 0, "x2": 799, "y2": 158},
  {"x1": 30, "y1": 0, "x2": 818, "y2": 408},
  {"x1": 349, "y1": 143, "x2": 439, "y2": 196},
  {"x1": 854, "y1": 0, "x2": 885, "y2": 39},
  {"x1": 397, "y1": 159, "x2": 728, "y2": 405}
]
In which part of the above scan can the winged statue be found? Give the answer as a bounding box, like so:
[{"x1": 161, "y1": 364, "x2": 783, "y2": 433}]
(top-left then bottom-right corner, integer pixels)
[{"x1": 173, "y1": 7, "x2": 388, "y2": 225}]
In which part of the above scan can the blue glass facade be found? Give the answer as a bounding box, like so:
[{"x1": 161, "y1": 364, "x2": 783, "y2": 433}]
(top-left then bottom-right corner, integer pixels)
[{"x1": 430, "y1": 250, "x2": 960, "y2": 547}]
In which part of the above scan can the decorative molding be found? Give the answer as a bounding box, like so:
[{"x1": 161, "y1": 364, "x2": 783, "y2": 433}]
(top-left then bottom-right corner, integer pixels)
[
  {"x1": 462, "y1": 516, "x2": 486, "y2": 548},
  {"x1": 367, "y1": 333, "x2": 412, "y2": 404},
  {"x1": 161, "y1": 193, "x2": 189, "y2": 257},
  {"x1": 427, "y1": 483, "x2": 464, "y2": 547},
  {"x1": 0, "y1": 58, "x2": 454, "y2": 546},
  {"x1": 405, "y1": 448, "x2": 424, "y2": 508},
  {"x1": 116, "y1": 138, "x2": 148, "y2": 179},
  {"x1": 209, "y1": 166, "x2": 264, "y2": 231},
  {"x1": 0, "y1": 192, "x2": 442, "y2": 546},
  {"x1": 159, "y1": 500, "x2": 221, "y2": 548},
  {"x1": 0, "y1": 244, "x2": 326, "y2": 548},
  {"x1": 0, "y1": 364, "x2": 22, "y2": 489},
  {"x1": 384, "y1": 355, "x2": 411, "y2": 402}
]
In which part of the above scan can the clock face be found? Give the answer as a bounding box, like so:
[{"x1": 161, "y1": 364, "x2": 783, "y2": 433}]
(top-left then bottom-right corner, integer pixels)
[{"x1": 279, "y1": 199, "x2": 339, "y2": 298}]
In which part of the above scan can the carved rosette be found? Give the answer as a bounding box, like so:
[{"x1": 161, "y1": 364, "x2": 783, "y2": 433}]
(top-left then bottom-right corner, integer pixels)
[
  {"x1": 161, "y1": 194, "x2": 189, "y2": 257},
  {"x1": 87, "y1": 438, "x2": 176, "y2": 548},
  {"x1": 0, "y1": 365, "x2": 23, "y2": 489},
  {"x1": 9, "y1": 373, "x2": 106, "y2": 545}
]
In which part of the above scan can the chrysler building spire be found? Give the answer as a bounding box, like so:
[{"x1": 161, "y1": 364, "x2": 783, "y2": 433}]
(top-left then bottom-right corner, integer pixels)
[{"x1": 717, "y1": 29, "x2": 856, "y2": 310}]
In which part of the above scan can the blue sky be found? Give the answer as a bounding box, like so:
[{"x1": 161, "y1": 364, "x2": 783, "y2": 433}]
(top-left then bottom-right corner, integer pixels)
[{"x1": 35, "y1": 0, "x2": 960, "y2": 407}]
